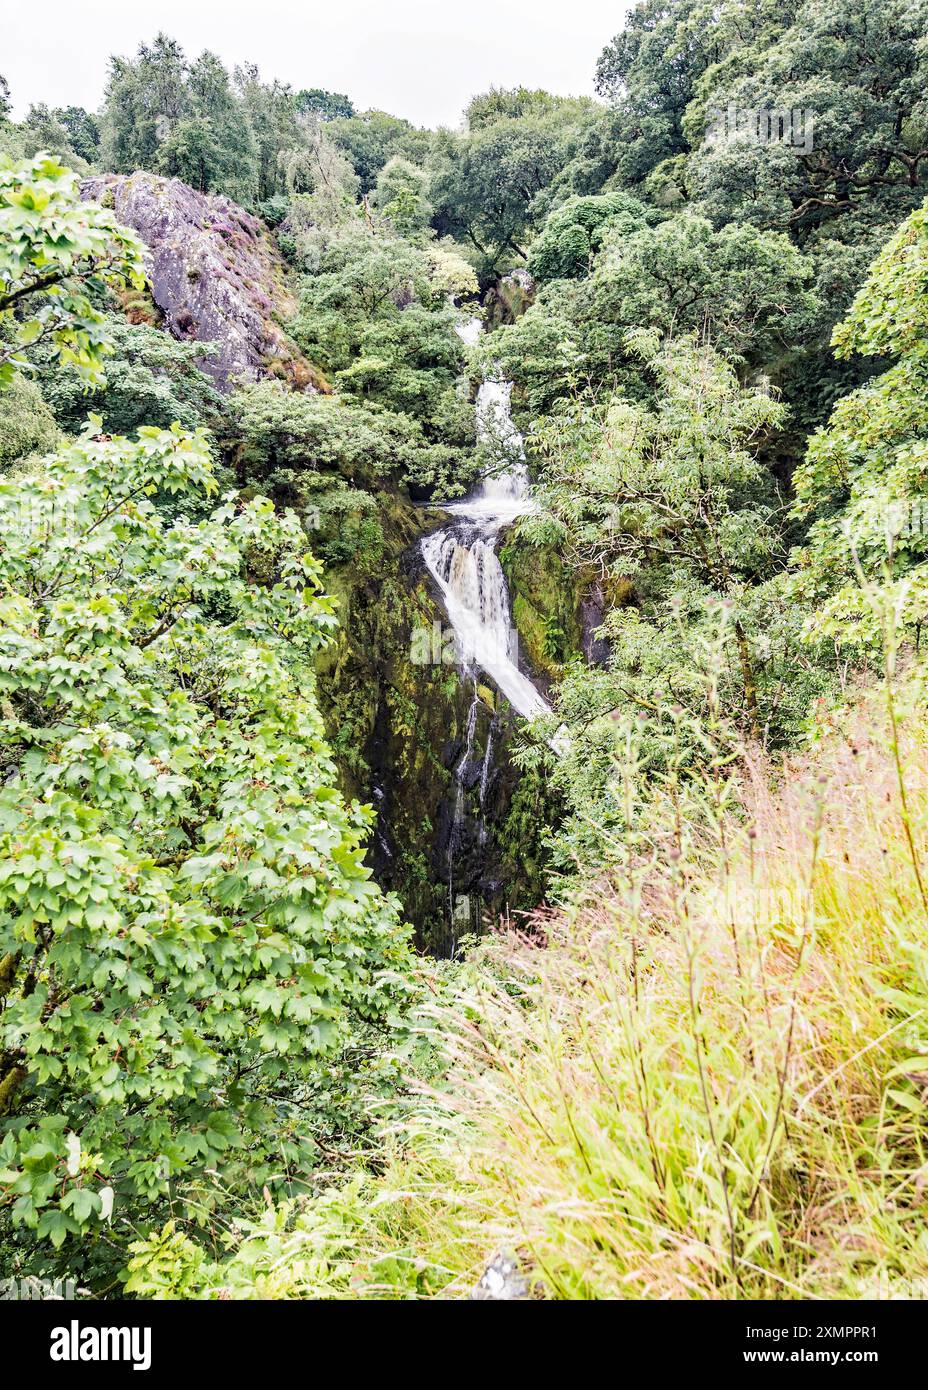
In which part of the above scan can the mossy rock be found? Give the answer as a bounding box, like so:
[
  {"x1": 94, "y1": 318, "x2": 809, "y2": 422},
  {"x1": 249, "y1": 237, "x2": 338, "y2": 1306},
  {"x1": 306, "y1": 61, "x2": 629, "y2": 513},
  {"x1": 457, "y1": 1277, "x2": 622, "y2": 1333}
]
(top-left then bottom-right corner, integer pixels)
[{"x1": 500, "y1": 530, "x2": 585, "y2": 676}]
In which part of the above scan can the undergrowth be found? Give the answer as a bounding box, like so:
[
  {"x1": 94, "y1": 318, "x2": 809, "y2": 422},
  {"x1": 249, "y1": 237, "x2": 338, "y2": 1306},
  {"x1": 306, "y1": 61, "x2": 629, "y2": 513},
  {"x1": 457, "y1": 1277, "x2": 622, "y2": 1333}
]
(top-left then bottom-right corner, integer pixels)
[{"x1": 127, "y1": 637, "x2": 928, "y2": 1299}]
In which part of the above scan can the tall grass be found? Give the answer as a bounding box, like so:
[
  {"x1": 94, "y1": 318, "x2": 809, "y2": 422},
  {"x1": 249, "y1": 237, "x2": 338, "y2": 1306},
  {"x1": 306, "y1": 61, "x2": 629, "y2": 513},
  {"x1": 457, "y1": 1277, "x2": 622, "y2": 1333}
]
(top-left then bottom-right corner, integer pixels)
[
  {"x1": 129, "y1": 667, "x2": 928, "y2": 1299},
  {"x1": 416, "y1": 674, "x2": 928, "y2": 1299}
]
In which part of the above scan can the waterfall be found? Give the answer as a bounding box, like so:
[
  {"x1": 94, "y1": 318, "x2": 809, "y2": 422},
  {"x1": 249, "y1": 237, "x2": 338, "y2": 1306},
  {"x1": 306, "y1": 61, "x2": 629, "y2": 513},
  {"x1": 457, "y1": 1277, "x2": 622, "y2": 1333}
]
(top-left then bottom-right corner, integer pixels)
[
  {"x1": 421, "y1": 525, "x2": 549, "y2": 719},
  {"x1": 420, "y1": 316, "x2": 551, "y2": 721},
  {"x1": 419, "y1": 314, "x2": 559, "y2": 952}
]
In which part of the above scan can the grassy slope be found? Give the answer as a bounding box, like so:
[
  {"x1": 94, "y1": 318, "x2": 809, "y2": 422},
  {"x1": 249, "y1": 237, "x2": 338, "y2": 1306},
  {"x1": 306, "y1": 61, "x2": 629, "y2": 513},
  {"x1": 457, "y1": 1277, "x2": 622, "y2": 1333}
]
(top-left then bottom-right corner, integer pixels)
[{"x1": 128, "y1": 668, "x2": 928, "y2": 1299}]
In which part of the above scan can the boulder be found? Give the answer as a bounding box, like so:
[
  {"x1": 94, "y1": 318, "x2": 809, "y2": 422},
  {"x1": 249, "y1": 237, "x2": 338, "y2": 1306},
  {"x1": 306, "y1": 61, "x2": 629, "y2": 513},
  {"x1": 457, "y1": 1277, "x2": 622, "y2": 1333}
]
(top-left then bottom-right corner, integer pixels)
[{"x1": 80, "y1": 172, "x2": 320, "y2": 393}]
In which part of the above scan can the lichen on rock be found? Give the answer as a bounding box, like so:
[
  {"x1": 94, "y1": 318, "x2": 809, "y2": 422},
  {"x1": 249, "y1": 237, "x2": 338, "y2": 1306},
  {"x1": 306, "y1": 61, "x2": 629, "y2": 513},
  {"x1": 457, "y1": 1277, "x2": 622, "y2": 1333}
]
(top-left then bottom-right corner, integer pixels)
[{"x1": 80, "y1": 172, "x2": 321, "y2": 393}]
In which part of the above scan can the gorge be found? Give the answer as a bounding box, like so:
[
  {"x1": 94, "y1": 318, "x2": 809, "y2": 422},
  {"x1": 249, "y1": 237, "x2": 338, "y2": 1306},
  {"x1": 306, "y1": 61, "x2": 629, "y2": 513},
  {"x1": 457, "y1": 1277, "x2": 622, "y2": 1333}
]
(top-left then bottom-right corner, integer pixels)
[{"x1": 416, "y1": 316, "x2": 552, "y2": 946}]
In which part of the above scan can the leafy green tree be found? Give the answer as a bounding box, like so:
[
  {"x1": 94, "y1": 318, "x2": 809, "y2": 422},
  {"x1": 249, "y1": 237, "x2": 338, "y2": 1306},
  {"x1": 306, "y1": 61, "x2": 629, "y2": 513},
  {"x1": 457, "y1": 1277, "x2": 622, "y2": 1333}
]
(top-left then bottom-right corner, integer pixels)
[
  {"x1": 336, "y1": 303, "x2": 467, "y2": 424},
  {"x1": 102, "y1": 39, "x2": 261, "y2": 199},
  {"x1": 372, "y1": 157, "x2": 433, "y2": 235},
  {"x1": 425, "y1": 241, "x2": 479, "y2": 302},
  {"x1": 233, "y1": 63, "x2": 306, "y2": 201},
  {"x1": 233, "y1": 379, "x2": 472, "y2": 497},
  {"x1": 19, "y1": 106, "x2": 88, "y2": 168},
  {"x1": 687, "y1": 0, "x2": 928, "y2": 237},
  {"x1": 329, "y1": 110, "x2": 432, "y2": 195},
  {"x1": 101, "y1": 32, "x2": 189, "y2": 176},
  {"x1": 428, "y1": 113, "x2": 578, "y2": 271},
  {"x1": 584, "y1": 214, "x2": 820, "y2": 365},
  {"x1": 521, "y1": 333, "x2": 790, "y2": 868},
  {"x1": 527, "y1": 191, "x2": 657, "y2": 281},
  {"x1": 0, "y1": 80, "x2": 26, "y2": 164},
  {"x1": 53, "y1": 107, "x2": 100, "y2": 164},
  {"x1": 296, "y1": 89, "x2": 355, "y2": 122},
  {"x1": 789, "y1": 197, "x2": 928, "y2": 647},
  {"x1": 31, "y1": 315, "x2": 229, "y2": 439},
  {"x1": 289, "y1": 228, "x2": 472, "y2": 466},
  {"x1": 0, "y1": 422, "x2": 411, "y2": 1261},
  {"x1": 0, "y1": 155, "x2": 145, "y2": 387},
  {"x1": 155, "y1": 51, "x2": 256, "y2": 197},
  {"x1": 465, "y1": 87, "x2": 595, "y2": 131},
  {"x1": 0, "y1": 375, "x2": 60, "y2": 470},
  {"x1": 530, "y1": 108, "x2": 628, "y2": 213},
  {"x1": 488, "y1": 213, "x2": 819, "y2": 411},
  {"x1": 276, "y1": 115, "x2": 358, "y2": 205},
  {"x1": 594, "y1": 0, "x2": 728, "y2": 186},
  {"x1": 530, "y1": 333, "x2": 785, "y2": 700},
  {"x1": 292, "y1": 231, "x2": 435, "y2": 370}
]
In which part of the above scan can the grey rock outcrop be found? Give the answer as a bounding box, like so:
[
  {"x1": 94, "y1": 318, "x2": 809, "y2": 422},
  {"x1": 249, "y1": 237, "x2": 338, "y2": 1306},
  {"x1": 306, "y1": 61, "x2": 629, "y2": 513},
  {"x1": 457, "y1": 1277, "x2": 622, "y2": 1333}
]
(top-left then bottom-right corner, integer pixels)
[{"x1": 81, "y1": 172, "x2": 319, "y2": 394}]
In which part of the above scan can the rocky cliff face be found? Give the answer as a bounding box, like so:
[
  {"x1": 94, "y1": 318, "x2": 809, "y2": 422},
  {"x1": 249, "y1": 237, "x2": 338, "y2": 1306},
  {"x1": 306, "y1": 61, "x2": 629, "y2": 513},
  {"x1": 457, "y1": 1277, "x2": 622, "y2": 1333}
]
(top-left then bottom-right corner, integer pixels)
[{"x1": 81, "y1": 172, "x2": 319, "y2": 392}]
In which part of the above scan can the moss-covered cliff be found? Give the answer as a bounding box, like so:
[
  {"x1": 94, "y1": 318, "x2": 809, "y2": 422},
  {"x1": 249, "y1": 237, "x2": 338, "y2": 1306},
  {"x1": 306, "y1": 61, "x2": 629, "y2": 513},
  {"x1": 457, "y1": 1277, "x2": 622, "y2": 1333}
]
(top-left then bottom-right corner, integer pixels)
[{"x1": 315, "y1": 486, "x2": 554, "y2": 953}]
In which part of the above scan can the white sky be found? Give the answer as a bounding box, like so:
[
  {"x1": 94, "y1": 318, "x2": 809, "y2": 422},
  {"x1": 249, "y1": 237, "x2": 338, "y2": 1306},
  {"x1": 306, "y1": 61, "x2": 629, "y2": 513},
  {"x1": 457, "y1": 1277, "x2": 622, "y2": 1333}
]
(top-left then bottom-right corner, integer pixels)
[{"x1": 4, "y1": 0, "x2": 630, "y2": 128}]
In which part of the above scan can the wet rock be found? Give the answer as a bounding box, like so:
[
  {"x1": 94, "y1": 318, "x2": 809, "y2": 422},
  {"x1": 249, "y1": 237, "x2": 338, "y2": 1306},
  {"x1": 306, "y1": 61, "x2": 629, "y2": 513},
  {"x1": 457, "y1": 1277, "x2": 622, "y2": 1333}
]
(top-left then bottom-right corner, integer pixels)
[
  {"x1": 470, "y1": 1252, "x2": 534, "y2": 1301},
  {"x1": 482, "y1": 269, "x2": 536, "y2": 328},
  {"x1": 581, "y1": 580, "x2": 611, "y2": 666},
  {"x1": 81, "y1": 172, "x2": 318, "y2": 393},
  {"x1": 503, "y1": 267, "x2": 535, "y2": 296}
]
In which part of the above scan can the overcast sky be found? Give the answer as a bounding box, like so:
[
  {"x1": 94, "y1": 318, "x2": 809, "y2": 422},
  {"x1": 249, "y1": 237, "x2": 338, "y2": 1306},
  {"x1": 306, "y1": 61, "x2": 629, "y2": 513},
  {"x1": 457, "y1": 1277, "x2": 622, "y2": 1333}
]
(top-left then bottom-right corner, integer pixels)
[{"x1": 4, "y1": 0, "x2": 630, "y2": 128}]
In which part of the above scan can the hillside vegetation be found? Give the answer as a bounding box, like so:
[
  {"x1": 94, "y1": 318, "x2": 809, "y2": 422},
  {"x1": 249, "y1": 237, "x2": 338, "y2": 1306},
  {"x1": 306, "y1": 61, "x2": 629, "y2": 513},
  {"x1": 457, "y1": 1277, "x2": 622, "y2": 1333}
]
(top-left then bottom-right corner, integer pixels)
[{"x1": 2, "y1": 0, "x2": 928, "y2": 1300}]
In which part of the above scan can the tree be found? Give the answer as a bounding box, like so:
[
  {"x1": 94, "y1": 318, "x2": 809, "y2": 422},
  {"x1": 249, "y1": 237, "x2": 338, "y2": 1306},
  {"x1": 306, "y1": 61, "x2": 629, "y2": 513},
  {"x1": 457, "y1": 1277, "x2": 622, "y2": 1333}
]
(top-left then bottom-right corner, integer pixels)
[
  {"x1": 371, "y1": 157, "x2": 433, "y2": 234},
  {"x1": 19, "y1": 106, "x2": 86, "y2": 167},
  {"x1": 0, "y1": 374, "x2": 60, "y2": 469},
  {"x1": 687, "y1": 0, "x2": 928, "y2": 237},
  {"x1": 53, "y1": 107, "x2": 100, "y2": 164},
  {"x1": 527, "y1": 191, "x2": 657, "y2": 281},
  {"x1": 296, "y1": 89, "x2": 355, "y2": 122},
  {"x1": 101, "y1": 32, "x2": 189, "y2": 176},
  {"x1": 530, "y1": 333, "x2": 786, "y2": 723},
  {"x1": 329, "y1": 110, "x2": 431, "y2": 195},
  {"x1": 161, "y1": 51, "x2": 256, "y2": 197},
  {"x1": 233, "y1": 376, "x2": 472, "y2": 496},
  {"x1": 276, "y1": 114, "x2": 358, "y2": 205},
  {"x1": 0, "y1": 155, "x2": 145, "y2": 387},
  {"x1": 519, "y1": 334, "x2": 790, "y2": 869},
  {"x1": 465, "y1": 86, "x2": 594, "y2": 131},
  {"x1": 101, "y1": 38, "x2": 261, "y2": 200},
  {"x1": 488, "y1": 212, "x2": 820, "y2": 413},
  {"x1": 293, "y1": 232, "x2": 435, "y2": 365},
  {"x1": 233, "y1": 63, "x2": 305, "y2": 201},
  {"x1": 31, "y1": 315, "x2": 228, "y2": 440},
  {"x1": 582, "y1": 214, "x2": 820, "y2": 366},
  {"x1": 428, "y1": 113, "x2": 577, "y2": 271},
  {"x1": 789, "y1": 197, "x2": 928, "y2": 647},
  {"x1": 594, "y1": 0, "x2": 728, "y2": 185},
  {"x1": 0, "y1": 422, "x2": 412, "y2": 1259}
]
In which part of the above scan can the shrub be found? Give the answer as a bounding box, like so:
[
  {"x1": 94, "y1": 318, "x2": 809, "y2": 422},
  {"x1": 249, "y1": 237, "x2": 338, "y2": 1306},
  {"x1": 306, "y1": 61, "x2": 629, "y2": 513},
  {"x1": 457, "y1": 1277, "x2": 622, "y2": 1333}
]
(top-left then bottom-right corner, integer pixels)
[{"x1": 0, "y1": 422, "x2": 412, "y2": 1274}]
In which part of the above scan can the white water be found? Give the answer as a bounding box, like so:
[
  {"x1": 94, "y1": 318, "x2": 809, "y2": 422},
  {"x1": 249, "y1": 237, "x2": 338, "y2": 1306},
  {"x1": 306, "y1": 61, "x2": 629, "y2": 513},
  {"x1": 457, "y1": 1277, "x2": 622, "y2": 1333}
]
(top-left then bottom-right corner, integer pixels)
[
  {"x1": 421, "y1": 527, "x2": 550, "y2": 719},
  {"x1": 420, "y1": 316, "x2": 551, "y2": 721}
]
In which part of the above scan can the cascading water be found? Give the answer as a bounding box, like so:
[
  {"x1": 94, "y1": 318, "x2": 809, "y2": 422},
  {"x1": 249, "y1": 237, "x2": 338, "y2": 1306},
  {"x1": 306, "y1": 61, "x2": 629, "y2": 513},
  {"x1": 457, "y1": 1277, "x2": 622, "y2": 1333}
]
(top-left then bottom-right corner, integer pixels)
[
  {"x1": 421, "y1": 317, "x2": 551, "y2": 722},
  {"x1": 420, "y1": 525, "x2": 549, "y2": 720},
  {"x1": 420, "y1": 315, "x2": 553, "y2": 946}
]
